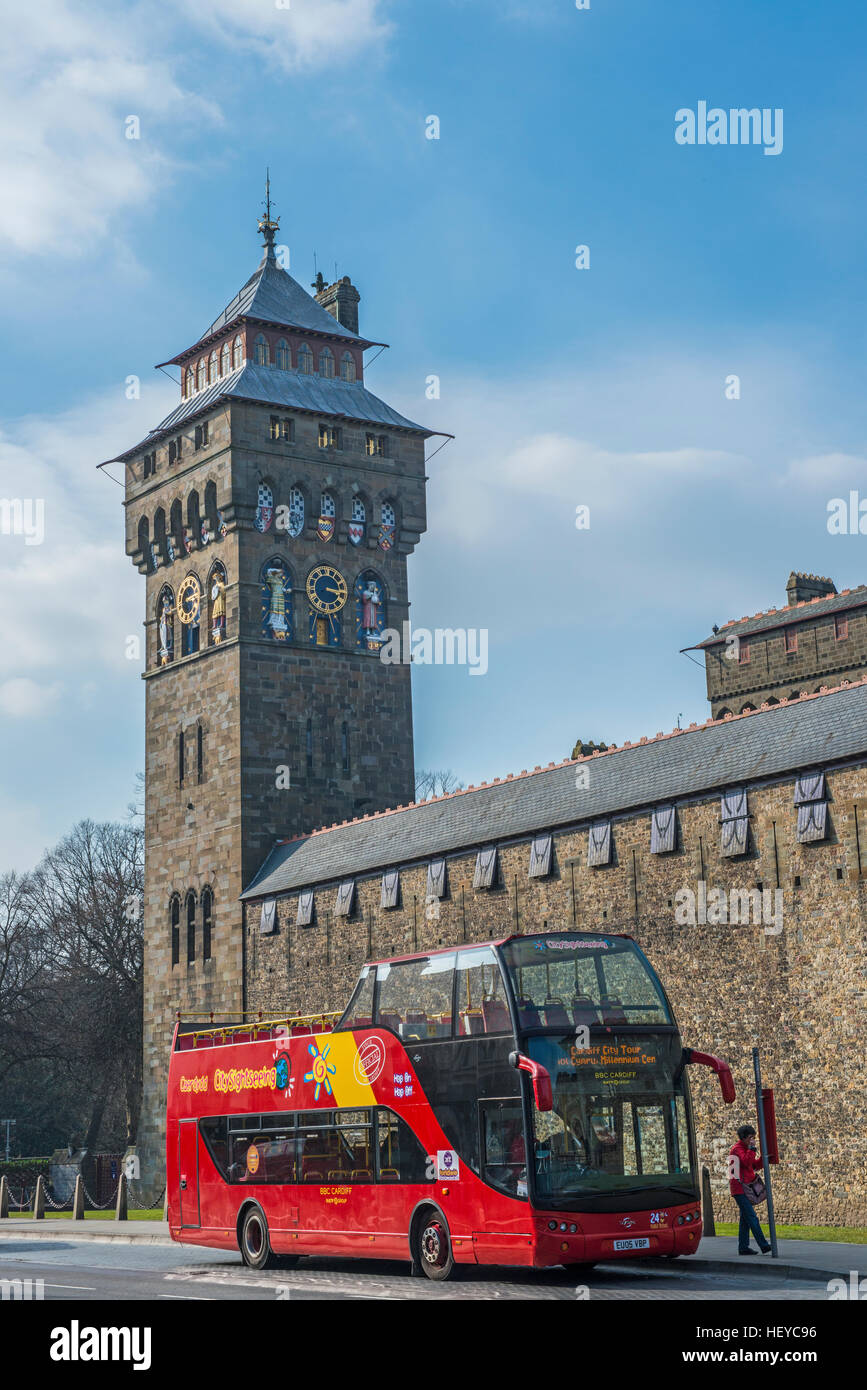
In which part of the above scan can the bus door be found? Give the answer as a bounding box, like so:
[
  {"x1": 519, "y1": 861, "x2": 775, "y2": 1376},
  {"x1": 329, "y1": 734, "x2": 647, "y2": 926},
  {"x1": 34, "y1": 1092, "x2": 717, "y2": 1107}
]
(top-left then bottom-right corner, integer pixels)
[
  {"x1": 474, "y1": 1099, "x2": 538, "y2": 1265},
  {"x1": 178, "y1": 1119, "x2": 201, "y2": 1228}
]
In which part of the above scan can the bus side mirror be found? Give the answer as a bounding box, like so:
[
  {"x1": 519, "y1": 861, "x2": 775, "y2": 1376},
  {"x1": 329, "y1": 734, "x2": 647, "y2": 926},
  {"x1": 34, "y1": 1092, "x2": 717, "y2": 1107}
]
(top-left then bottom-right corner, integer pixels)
[
  {"x1": 509, "y1": 1050, "x2": 553, "y2": 1112},
  {"x1": 682, "y1": 1047, "x2": 736, "y2": 1104}
]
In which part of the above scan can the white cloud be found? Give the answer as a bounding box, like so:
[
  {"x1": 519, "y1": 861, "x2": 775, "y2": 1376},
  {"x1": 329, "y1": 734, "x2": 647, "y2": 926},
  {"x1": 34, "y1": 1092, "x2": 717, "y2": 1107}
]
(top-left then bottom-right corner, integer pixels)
[
  {"x1": 784, "y1": 452, "x2": 867, "y2": 487},
  {"x1": 0, "y1": 2, "x2": 220, "y2": 257},
  {"x1": 183, "y1": 0, "x2": 392, "y2": 71},
  {"x1": 0, "y1": 677, "x2": 61, "y2": 718}
]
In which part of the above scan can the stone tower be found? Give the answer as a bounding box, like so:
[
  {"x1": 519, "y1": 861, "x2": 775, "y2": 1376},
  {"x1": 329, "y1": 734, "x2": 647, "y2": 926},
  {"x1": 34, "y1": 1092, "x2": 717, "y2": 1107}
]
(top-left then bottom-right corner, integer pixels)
[{"x1": 110, "y1": 203, "x2": 436, "y2": 1191}]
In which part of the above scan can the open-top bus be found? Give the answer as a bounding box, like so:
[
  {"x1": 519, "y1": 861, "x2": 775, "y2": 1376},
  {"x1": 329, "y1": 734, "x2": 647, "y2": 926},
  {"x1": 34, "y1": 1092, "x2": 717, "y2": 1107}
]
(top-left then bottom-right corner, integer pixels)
[{"x1": 166, "y1": 931, "x2": 734, "y2": 1278}]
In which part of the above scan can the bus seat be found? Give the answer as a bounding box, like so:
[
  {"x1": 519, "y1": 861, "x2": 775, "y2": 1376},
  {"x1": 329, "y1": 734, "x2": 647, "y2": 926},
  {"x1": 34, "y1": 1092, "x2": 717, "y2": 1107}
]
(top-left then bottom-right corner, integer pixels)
[
  {"x1": 601, "y1": 994, "x2": 627, "y2": 1024},
  {"x1": 379, "y1": 1011, "x2": 402, "y2": 1032},
  {"x1": 482, "y1": 999, "x2": 511, "y2": 1032},
  {"x1": 459, "y1": 1009, "x2": 484, "y2": 1035},
  {"x1": 352, "y1": 1016, "x2": 373, "y2": 1028},
  {"x1": 516, "y1": 996, "x2": 541, "y2": 1028},
  {"x1": 379, "y1": 1168, "x2": 400, "y2": 1182},
  {"x1": 351, "y1": 1169, "x2": 372, "y2": 1182},
  {"x1": 328, "y1": 1170, "x2": 349, "y2": 1181},
  {"x1": 572, "y1": 993, "x2": 599, "y2": 1027},
  {"x1": 543, "y1": 999, "x2": 571, "y2": 1029}
]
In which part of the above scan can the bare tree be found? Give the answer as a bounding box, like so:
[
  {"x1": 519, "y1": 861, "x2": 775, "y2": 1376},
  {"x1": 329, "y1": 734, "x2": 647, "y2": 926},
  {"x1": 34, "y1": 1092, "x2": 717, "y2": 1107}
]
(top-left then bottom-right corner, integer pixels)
[
  {"x1": 0, "y1": 870, "x2": 50, "y2": 1087},
  {"x1": 415, "y1": 768, "x2": 465, "y2": 801}
]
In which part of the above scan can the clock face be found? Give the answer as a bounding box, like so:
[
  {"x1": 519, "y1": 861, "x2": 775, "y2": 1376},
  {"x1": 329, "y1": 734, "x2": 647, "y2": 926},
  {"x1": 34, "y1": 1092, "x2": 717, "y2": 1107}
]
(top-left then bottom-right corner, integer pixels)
[
  {"x1": 176, "y1": 575, "x2": 202, "y2": 625},
  {"x1": 306, "y1": 565, "x2": 348, "y2": 615}
]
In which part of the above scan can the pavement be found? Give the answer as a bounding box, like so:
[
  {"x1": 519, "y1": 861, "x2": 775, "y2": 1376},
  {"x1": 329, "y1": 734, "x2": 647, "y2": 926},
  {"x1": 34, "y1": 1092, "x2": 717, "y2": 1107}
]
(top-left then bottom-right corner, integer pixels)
[{"x1": 0, "y1": 1218, "x2": 862, "y2": 1283}]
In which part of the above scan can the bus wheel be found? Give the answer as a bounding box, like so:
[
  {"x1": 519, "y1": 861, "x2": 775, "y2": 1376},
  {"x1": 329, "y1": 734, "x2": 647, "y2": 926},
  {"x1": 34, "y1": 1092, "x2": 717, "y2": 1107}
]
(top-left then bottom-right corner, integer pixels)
[
  {"x1": 240, "y1": 1206, "x2": 277, "y2": 1270},
  {"x1": 416, "y1": 1210, "x2": 454, "y2": 1281}
]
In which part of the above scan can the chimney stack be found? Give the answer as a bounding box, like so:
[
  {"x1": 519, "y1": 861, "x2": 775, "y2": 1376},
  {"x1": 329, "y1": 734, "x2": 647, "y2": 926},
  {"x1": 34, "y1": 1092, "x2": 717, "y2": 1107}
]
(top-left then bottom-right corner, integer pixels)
[
  {"x1": 786, "y1": 572, "x2": 837, "y2": 606},
  {"x1": 313, "y1": 274, "x2": 361, "y2": 336}
]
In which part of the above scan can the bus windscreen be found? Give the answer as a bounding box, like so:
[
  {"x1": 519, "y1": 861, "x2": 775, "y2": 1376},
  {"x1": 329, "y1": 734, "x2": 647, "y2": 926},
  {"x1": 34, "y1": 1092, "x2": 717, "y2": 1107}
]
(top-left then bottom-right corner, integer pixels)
[
  {"x1": 526, "y1": 1032, "x2": 695, "y2": 1207},
  {"x1": 499, "y1": 935, "x2": 672, "y2": 1028}
]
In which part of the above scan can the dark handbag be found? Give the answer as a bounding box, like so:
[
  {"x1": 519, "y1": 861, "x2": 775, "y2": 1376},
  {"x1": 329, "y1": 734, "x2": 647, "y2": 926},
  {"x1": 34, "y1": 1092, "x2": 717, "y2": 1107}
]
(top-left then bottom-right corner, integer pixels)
[{"x1": 743, "y1": 1175, "x2": 766, "y2": 1206}]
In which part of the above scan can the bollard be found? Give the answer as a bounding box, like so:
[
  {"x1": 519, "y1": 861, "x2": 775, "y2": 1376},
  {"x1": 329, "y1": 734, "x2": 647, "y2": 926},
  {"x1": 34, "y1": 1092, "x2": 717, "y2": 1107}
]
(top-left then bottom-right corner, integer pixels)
[
  {"x1": 115, "y1": 1174, "x2": 128, "y2": 1221},
  {"x1": 72, "y1": 1174, "x2": 85, "y2": 1221},
  {"x1": 33, "y1": 1174, "x2": 46, "y2": 1220},
  {"x1": 0, "y1": 1175, "x2": 8, "y2": 1218},
  {"x1": 701, "y1": 1164, "x2": 716, "y2": 1237}
]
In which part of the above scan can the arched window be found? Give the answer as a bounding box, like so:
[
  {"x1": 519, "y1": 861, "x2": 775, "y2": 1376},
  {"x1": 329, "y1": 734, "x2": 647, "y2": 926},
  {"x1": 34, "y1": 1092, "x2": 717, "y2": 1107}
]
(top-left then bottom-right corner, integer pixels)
[
  {"x1": 379, "y1": 500, "x2": 396, "y2": 551},
  {"x1": 355, "y1": 571, "x2": 387, "y2": 650},
  {"x1": 254, "y1": 334, "x2": 270, "y2": 366},
  {"x1": 298, "y1": 343, "x2": 313, "y2": 375},
  {"x1": 170, "y1": 895, "x2": 180, "y2": 967},
  {"x1": 220, "y1": 341, "x2": 230, "y2": 376},
  {"x1": 207, "y1": 561, "x2": 227, "y2": 646},
  {"x1": 232, "y1": 334, "x2": 243, "y2": 369},
  {"x1": 341, "y1": 721, "x2": 350, "y2": 775},
  {"x1": 170, "y1": 498, "x2": 184, "y2": 559},
  {"x1": 197, "y1": 358, "x2": 206, "y2": 391},
  {"x1": 201, "y1": 887, "x2": 213, "y2": 962},
  {"x1": 197, "y1": 721, "x2": 204, "y2": 782},
  {"x1": 138, "y1": 516, "x2": 152, "y2": 572},
  {"x1": 208, "y1": 350, "x2": 217, "y2": 383},
  {"x1": 319, "y1": 347, "x2": 335, "y2": 378},
  {"x1": 276, "y1": 339, "x2": 290, "y2": 370},
  {"x1": 178, "y1": 729, "x2": 185, "y2": 787},
  {"x1": 184, "y1": 367, "x2": 195, "y2": 397},
  {"x1": 717, "y1": 707, "x2": 732, "y2": 719},
  {"x1": 156, "y1": 585, "x2": 175, "y2": 667},
  {"x1": 741, "y1": 703, "x2": 756, "y2": 714},
  {"x1": 349, "y1": 495, "x2": 366, "y2": 547},
  {"x1": 153, "y1": 507, "x2": 169, "y2": 566},
  {"x1": 340, "y1": 352, "x2": 356, "y2": 382},
  {"x1": 287, "y1": 486, "x2": 305, "y2": 538},
  {"x1": 187, "y1": 491, "x2": 201, "y2": 549},
  {"x1": 186, "y1": 891, "x2": 196, "y2": 963},
  {"x1": 255, "y1": 481, "x2": 274, "y2": 533},
  {"x1": 261, "y1": 558, "x2": 293, "y2": 642}
]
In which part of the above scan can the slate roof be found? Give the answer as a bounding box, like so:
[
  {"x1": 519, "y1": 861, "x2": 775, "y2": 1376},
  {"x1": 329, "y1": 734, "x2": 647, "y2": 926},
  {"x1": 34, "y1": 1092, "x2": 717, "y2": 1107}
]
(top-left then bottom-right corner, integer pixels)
[
  {"x1": 241, "y1": 678, "x2": 867, "y2": 900},
  {"x1": 105, "y1": 362, "x2": 436, "y2": 462},
  {"x1": 692, "y1": 585, "x2": 867, "y2": 649},
  {"x1": 167, "y1": 254, "x2": 375, "y2": 359}
]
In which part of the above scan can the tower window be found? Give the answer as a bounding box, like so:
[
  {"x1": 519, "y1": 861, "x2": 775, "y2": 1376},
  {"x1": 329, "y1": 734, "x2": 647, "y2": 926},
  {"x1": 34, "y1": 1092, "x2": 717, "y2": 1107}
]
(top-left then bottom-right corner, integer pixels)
[
  {"x1": 835, "y1": 614, "x2": 849, "y2": 640},
  {"x1": 232, "y1": 334, "x2": 243, "y2": 369},
  {"x1": 143, "y1": 452, "x2": 156, "y2": 478},
  {"x1": 319, "y1": 347, "x2": 335, "y2": 378},
  {"x1": 276, "y1": 339, "x2": 291, "y2": 370},
  {"x1": 170, "y1": 896, "x2": 180, "y2": 968},
  {"x1": 220, "y1": 341, "x2": 230, "y2": 376},
  {"x1": 208, "y1": 350, "x2": 217, "y2": 384},
  {"x1": 201, "y1": 887, "x2": 212, "y2": 962},
  {"x1": 270, "y1": 416, "x2": 293, "y2": 442},
  {"x1": 306, "y1": 717, "x2": 313, "y2": 772},
  {"x1": 738, "y1": 640, "x2": 750, "y2": 666},
  {"x1": 194, "y1": 421, "x2": 209, "y2": 450},
  {"x1": 340, "y1": 352, "x2": 356, "y2": 382},
  {"x1": 197, "y1": 722, "x2": 204, "y2": 782},
  {"x1": 366, "y1": 433, "x2": 388, "y2": 457},
  {"x1": 168, "y1": 435, "x2": 183, "y2": 465},
  {"x1": 254, "y1": 334, "x2": 270, "y2": 366},
  {"x1": 318, "y1": 424, "x2": 340, "y2": 449},
  {"x1": 785, "y1": 628, "x2": 798, "y2": 654},
  {"x1": 184, "y1": 367, "x2": 195, "y2": 397},
  {"x1": 298, "y1": 343, "x2": 314, "y2": 374},
  {"x1": 342, "y1": 721, "x2": 350, "y2": 775},
  {"x1": 186, "y1": 891, "x2": 196, "y2": 964},
  {"x1": 178, "y1": 730, "x2": 185, "y2": 787},
  {"x1": 197, "y1": 358, "x2": 206, "y2": 391}
]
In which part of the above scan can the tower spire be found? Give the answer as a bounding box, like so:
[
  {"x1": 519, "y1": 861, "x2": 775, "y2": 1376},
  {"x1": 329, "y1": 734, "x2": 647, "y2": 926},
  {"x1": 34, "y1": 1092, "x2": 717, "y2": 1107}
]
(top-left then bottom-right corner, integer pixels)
[{"x1": 257, "y1": 168, "x2": 280, "y2": 262}]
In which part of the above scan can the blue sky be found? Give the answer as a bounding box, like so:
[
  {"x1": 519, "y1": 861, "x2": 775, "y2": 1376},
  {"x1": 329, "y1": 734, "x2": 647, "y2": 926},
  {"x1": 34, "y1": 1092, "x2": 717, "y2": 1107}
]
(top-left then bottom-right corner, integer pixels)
[{"x1": 1, "y1": 0, "x2": 866, "y2": 866}]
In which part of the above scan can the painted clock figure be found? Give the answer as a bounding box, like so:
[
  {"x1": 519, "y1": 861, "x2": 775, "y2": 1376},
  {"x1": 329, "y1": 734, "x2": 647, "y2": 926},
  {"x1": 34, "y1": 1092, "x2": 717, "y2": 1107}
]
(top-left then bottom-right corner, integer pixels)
[{"x1": 306, "y1": 565, "x2": 348, "y2": 615}]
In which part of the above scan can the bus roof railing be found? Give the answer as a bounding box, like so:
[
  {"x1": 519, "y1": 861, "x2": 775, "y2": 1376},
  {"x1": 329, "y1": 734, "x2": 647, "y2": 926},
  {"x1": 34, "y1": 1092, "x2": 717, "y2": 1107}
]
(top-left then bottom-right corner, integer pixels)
[{"x1": 174, "y1": 1010, "x2": 342, "y2": 1050}]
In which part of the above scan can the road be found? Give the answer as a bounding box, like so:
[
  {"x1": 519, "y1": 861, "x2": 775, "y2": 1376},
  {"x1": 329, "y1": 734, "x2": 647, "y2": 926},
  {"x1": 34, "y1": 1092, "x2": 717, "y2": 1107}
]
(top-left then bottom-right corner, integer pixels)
[{"x1": 0, "y1": 1238, "x2": 831, "y2": 1300}]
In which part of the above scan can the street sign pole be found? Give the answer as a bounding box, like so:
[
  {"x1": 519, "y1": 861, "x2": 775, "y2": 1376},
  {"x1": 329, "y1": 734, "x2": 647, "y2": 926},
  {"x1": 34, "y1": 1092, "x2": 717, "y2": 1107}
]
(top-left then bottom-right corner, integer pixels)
[{"x1": 752, "y1": 1049, "x2": 778, "y2": 1258}]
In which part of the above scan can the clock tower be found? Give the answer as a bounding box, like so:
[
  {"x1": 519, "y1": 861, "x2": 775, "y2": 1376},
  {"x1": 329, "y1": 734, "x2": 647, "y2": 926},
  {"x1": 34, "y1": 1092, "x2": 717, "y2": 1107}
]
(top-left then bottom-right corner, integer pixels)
[{"x1": 111, "y1": 200, "x2": 437, "y2": 1192}]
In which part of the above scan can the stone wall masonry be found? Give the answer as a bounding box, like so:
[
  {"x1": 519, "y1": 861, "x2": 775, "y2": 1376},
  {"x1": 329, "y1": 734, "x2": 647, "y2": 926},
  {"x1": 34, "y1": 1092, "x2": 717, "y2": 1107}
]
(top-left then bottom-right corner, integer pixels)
[{"x1": 246, "y1": 762, "x2": 867, "y2": 1226}]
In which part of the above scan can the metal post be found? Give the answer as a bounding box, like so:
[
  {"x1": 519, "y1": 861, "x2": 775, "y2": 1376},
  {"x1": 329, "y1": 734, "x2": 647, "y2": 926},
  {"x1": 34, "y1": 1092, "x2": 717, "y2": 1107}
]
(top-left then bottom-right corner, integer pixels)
[
  {"x1": 1, "y1": 1119, "x2": 15, "y2": 1163},
  {"x1": 752, "y1": 1047, "x2": 778, "y2": 1258}
]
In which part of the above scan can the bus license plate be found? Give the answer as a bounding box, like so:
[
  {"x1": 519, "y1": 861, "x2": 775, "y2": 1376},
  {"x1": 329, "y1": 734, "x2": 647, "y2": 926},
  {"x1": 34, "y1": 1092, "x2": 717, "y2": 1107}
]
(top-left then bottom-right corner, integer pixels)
[{"x1": 613, "y1": 1237, "x2": 650, "y2": 1251}]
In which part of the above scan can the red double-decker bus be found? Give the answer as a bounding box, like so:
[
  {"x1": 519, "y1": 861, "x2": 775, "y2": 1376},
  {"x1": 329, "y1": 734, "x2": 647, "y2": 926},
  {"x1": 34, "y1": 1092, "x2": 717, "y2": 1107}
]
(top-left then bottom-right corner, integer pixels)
[{"x1": 166, "y1": 932, "x2": 734, "y2": 1279}]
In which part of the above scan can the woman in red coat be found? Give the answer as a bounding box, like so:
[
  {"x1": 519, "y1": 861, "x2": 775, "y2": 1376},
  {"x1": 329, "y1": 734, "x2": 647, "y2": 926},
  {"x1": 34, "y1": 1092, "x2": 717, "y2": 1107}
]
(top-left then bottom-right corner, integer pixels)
[{"x1": 729, "y1": 1124, "x2": 771, "y2": 1255}]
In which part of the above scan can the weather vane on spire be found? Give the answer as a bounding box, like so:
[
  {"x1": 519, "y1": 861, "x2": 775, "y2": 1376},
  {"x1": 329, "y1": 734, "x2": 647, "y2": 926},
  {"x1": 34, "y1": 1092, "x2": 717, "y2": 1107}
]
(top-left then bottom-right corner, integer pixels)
[{"x1": 257, "y1": 168, "x2": 280, "y2": 259}]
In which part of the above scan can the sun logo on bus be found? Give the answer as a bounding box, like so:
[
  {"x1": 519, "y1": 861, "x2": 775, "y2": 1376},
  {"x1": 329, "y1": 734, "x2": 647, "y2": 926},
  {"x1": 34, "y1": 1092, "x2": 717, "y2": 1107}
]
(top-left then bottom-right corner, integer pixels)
[{"x1": 304, "y1": 1042, "x2": 336, "y2": 1101}]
